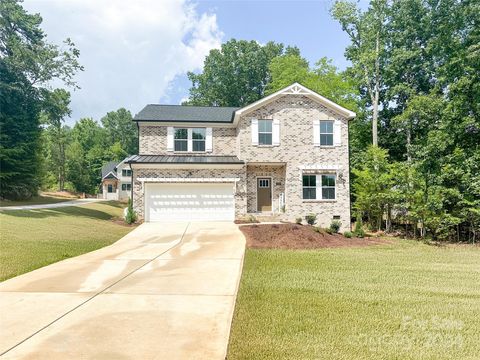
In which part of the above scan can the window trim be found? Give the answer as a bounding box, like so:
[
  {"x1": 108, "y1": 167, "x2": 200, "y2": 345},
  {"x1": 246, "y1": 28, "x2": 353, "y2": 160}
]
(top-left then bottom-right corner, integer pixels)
[
  {"x1": 302, "y1": 173, "x2": 336, "y2": 201},
  {"x1": 258, "y1": 119, "x2": 273, "y2": 146},
  {"x1": 174, "y1": 127, "x2": 206, "y2": 153},
  {"x1": 319, "y1": 120, "x2": 334, "y2": 146},
  {"x1": 121, "y1": 183, "x2": 131, "y2": 191},
  {"x1": 302, "y1": 175, "x2": 317, "y2": 200},
  {"x1": 121, "y1": 169, "x2": 132, "y2": 177}
]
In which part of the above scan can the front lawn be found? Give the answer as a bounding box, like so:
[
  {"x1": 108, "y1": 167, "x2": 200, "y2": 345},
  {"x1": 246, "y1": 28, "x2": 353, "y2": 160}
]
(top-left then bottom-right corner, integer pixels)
[
  {"x1": 228, "y1": 240, "x2": 480, "y2": 359},
  {"x1": 0, "y1": 194, "x2": 75, "y2": 207},
  {"x1": 0, "y1": 202, "x2": 134, "y2": 281}
]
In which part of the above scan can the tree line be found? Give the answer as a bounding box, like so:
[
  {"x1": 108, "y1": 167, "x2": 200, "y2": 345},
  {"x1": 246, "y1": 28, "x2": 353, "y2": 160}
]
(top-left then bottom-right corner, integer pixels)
[{"x1": 0, "y1": 0, "x2": 137, "y2": 197}]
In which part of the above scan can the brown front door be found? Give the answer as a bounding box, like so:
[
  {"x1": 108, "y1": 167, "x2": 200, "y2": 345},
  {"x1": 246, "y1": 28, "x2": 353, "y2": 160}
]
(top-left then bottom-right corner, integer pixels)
[{"x1": 257, "y1": 178, "x2": 272, "y2": 212}]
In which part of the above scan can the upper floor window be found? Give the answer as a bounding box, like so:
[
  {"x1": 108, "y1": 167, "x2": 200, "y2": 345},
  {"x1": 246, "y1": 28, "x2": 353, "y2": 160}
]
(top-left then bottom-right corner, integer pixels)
[
  {"x1": 174, "y1": 128, "x2": 188, "y2": 151},
  {"x1": 320, "y1": 120, "x2": 334, "y2": 146},
  {"x1": 192, "y1": 128, "x2": 206, "y2": 152},
  {"x1": 302, "y1": 174, "x2": 336, "y2": 200},
  {"x1": 258, "y1": 119, "x2": 273, "y2": 145},
  {"x1": 121, "y1": 169, "x2": 132, "y2": 177}
]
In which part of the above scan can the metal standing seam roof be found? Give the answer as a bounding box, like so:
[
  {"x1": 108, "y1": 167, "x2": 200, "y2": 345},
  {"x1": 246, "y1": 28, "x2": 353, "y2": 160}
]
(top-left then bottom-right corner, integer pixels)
[
  {"x1": 125, "y1": 155, "x2": 244, "y2": 164},
  {"x1": 133, "y1": 105, "x2": 240, "y2": 123}
]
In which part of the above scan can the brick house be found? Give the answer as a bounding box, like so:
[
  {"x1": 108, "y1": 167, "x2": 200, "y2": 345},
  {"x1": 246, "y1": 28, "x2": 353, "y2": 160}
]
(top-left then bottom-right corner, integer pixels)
[{"x1": 126, "y1": 83, "x2": 355, "y2": 231}]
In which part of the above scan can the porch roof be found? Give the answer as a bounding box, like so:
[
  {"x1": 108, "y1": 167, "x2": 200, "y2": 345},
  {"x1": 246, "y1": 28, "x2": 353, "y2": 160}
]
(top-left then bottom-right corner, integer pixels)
[{"x1": 125, "y1": 155, "x2": 244, "y2": 165}]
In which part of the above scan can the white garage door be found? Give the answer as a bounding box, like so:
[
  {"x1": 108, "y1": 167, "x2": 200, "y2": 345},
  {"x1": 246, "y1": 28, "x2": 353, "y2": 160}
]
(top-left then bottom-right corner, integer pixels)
[{"x1": 145, "y1": 183, "x2": 235, "y2": 222}]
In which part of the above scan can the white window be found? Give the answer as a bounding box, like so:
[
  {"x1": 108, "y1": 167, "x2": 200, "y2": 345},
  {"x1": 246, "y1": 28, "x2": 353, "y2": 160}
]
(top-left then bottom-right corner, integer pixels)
[
  {"x1": 122, "y1": 183, "x2": 131, "y2": 191},
  {"x1": 320, "y1": 120, "x2": 334, "y2": 146},
  {"x1": 192, "y1": 128, "x2": 206, "y2": 152},
  {"x1": 174, "y1": 127, "x2": 206, "y2": 152},
  {"x1": 121, "y1": 169, "x2": 132, "y2": 177},
  {"x1": 302, "y1": 174, "x2": 336, "y2": 200},
  {"x1": 258, "y1": 119, "x2": 273, "y2": 145}
]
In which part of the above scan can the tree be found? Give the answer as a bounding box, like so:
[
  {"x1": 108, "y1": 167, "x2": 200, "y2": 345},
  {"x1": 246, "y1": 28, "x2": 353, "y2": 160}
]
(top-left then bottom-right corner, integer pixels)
[
  {"x1": 184, "y1": 39, "x2": 297, "y2": 107},
  {"x1": 331, "y1": 0, "x2": 388, "y2": 146},
  {"x1": 0, "y1": 0, "x2": 82, "y2": 199},
  {"x1": 100, "y1": 108, "x2": 137, "y2": 155},
  {"x1": 352, "y1": 146, "x2": 394, "y2": 231},
  {"x1": 41, "y1": 89, "x2": 71, "y2": 190}
]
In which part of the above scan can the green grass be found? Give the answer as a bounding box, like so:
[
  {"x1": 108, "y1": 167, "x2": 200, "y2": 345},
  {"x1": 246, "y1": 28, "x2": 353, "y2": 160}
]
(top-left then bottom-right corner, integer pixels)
[
  {"x1": 228, "y1": 240, "x2": 480, "y2": 359},
  {"x1": 0, "y1": 202, "x2": 133, "y2": 281},
  {"x1": 0, "y1": 195, "x2": 73, "y2": 207}
]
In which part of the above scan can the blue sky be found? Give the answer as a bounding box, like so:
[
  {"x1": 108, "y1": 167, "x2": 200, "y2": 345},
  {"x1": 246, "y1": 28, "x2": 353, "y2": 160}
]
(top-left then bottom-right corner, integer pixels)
[{"x1": 23, "y1": 0, "x2": 363, "y2": 124}]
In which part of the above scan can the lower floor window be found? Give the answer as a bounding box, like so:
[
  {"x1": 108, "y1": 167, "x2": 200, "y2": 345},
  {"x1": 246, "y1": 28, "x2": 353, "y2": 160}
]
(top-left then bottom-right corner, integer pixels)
[
  {"x1": 122, "y1": 183, "x2": 131, "y2": 191},
  {"x1": 302, "y1": 174, "x2": 336, "y2": 200},
  {"x1": 107, "y1": 184, "x2": 114, "y2": 193}
]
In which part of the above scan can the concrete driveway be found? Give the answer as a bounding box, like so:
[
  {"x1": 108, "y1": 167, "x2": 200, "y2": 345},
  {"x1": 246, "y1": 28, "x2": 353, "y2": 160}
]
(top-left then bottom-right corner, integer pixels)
[{"x1": 0, "y1": 222, "x2": 245, "y2": 359}]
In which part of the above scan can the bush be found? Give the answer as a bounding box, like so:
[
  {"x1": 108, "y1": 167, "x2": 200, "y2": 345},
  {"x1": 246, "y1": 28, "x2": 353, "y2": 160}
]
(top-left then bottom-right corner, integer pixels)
[
  {"x1": 313, "y1": 226, "x2": 321, "y2": 233},
  {"x1": 125, "y1": 198, "x2": 137, "y2": 224},
  {"x1": 354, "y1": 212, "x2": 364, "y2": 237},
  {"x1": 329, "y1": 220, "x2": 342, "y2": 233},
  {"x1": 295, "y1": 217, "x2": 302, "y2": 225},
  {"x1": 324, "y1": 227, "x2": 333, "y2": 234},
  {"x1": 305, "y1": 213, "x2": 317, "y2": 225},
  {"x1": 344, "y1": 231, "x2": 353, "y2": 238},
  {"x1": 248, "y1": 214, "x2": 257, "y2": 223}
]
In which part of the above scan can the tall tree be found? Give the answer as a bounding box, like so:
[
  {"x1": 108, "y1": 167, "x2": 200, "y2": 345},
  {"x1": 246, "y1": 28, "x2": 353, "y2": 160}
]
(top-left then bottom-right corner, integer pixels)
[
  {"x1": 100, "y1": 108, "x2": 137, "y2": 155},
  {"x1": 331, "y1": 0, "x2": 388, "y2": 146},
  {"x1": 41, "y1": 89, "x2": 71, "y2": 190},
  {"x1": 0, "y1": 0, "x2": 82, "y2": 199},
  {"x1": 184, "y1": 39, "x2": 298, "y2": 107}
]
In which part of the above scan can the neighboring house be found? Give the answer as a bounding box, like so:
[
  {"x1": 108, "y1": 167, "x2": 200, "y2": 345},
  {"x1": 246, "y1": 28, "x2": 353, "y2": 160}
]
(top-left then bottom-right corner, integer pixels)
[
  {"x1": 127, "y1": 83, "x2": 355, "y2": 231},
  {"x1": 100, "y1": 157, "x2": 132, "y2": 201}
]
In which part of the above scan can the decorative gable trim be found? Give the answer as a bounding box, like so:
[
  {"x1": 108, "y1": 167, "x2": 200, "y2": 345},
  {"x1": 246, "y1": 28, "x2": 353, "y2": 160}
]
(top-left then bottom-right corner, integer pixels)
[{"x1": 233, "y1": 82, "x2": 356, "y2": 125}]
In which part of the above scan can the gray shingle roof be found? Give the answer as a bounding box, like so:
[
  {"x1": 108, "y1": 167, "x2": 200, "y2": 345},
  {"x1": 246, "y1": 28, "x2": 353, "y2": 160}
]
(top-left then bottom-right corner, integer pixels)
[
  {"x1": 126, "y1": 155, "x2": 244, "y2": 164},
  {"x1": 133, "y1": 105, "x2": 239, "y2": 123},
  {"x1": 101, "y1": 161, "x2": 119, "y2": 178}
]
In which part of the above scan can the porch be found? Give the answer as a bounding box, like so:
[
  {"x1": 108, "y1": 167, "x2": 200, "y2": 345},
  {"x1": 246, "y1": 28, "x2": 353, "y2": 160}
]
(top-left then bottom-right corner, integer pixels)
[{"x1": 246, "y1": 164, "x2": 286, "y2": 215}]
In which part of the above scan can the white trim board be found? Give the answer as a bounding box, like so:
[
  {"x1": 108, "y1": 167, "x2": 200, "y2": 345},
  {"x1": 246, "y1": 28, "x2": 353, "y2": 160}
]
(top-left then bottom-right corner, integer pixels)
[{"x1": 137, "y1": 177, "x2": 240, "y2": 183}]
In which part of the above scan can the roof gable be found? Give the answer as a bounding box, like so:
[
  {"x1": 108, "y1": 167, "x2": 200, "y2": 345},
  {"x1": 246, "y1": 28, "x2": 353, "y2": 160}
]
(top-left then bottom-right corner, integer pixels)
[{"x1": 233, "y1": 83, "x2": 356, "y2": 122}]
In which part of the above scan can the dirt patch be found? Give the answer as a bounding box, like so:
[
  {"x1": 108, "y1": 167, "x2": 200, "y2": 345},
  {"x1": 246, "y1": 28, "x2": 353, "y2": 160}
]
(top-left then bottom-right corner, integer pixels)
[{"x1": 239, "y1": 223, "x2": 390, "y2": 249}]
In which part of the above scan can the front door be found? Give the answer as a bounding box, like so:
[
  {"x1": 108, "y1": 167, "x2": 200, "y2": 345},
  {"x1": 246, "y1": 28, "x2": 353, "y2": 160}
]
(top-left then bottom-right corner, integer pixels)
[{"x1": 257, "y1": 178, "x2": 272, "y2": 212}]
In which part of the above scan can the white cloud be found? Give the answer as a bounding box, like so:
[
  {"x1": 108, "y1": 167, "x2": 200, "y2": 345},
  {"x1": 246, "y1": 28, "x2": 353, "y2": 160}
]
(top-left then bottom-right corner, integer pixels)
[{"x1": 23, "y1": 0, "x2": 223, "y2": 123}]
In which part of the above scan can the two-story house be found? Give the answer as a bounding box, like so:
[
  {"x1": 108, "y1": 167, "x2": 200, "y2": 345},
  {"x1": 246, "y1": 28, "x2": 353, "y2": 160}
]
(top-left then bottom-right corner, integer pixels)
[
  {"x1": 126, "y1": 83, "x2": 355, "y2": 231},
  {"x1": 100, "y1": 157, "x2": 132, "y2": 201}
]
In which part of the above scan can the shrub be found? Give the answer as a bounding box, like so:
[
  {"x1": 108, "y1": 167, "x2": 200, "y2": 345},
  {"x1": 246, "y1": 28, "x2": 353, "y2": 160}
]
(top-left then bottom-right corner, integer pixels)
[
  {"x1": 329, "y1": 220, "x2": 342, "y2": 233},
  {"x1": 354, "y1": 212, "x2": 364, "y2": 237},
  {"x1": 248, "y1": 214, "x2": 257, "y2": 223},
  {"x1": 295, "y1": 217, "x2": 302, "y2": 225},
  {"x1": 313, "y1": 226, "x2": 321, "y2": 233},
  {"x1": 305, "y1": 213, "x2": 317, "y2": 226},
  {"x1": 125, "y1": 198, "x2": 137, "y2": 224},
  {"x1": 324, "y1": 227, "x2": 333, "y2": 234},
  {"x1": 344, "y1": 231, "x2": 353, "y2": 238}
]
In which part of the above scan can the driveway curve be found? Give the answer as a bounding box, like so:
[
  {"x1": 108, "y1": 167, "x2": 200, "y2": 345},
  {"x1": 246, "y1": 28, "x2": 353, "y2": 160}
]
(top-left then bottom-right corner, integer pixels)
[{"x1": 0, "y1": 222, "x2": 245, "y2": 359}]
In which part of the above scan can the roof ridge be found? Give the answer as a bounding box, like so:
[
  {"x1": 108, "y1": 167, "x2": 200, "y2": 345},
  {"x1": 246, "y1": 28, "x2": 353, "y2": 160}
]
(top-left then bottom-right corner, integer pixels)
[{"x1": 144, "y1": 104, "x2": 240, "y2": 109}]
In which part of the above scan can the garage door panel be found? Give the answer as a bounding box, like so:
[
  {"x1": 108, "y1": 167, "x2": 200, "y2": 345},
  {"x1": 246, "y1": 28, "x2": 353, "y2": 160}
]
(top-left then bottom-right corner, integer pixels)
[{"x1": 145, "y1": 183, "x2": 234, "y2": 222}]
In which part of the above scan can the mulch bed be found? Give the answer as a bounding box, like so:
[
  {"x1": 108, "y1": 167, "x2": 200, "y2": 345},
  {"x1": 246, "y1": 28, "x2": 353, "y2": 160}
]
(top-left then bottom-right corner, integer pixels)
[{"x1": 239, "y1": 223, "x2": 390, "y2": 249}]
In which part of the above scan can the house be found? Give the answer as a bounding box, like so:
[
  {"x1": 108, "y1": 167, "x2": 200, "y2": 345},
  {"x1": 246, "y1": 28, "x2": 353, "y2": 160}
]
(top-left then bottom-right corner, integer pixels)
[
  {"x1": 126, "y1": 83, "x2": 355, "y2": 231},
  {"x1": 100, "y1": 157, "x2": 132, "y2": 201}
]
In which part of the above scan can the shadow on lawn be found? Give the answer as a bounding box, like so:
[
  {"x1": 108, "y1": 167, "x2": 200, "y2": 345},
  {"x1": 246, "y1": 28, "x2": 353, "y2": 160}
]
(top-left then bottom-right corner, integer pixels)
[{"x1": 0, "y1": 205, "x2": 118, "y2": 221}]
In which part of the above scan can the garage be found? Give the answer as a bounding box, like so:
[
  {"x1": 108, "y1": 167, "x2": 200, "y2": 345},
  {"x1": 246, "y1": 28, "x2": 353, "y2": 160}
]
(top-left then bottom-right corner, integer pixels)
[{"x1": 145, "y1": 182, "x2": 235, "y2": 222}]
